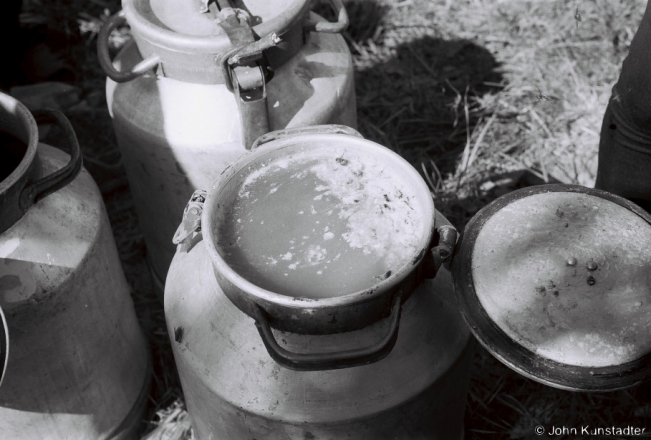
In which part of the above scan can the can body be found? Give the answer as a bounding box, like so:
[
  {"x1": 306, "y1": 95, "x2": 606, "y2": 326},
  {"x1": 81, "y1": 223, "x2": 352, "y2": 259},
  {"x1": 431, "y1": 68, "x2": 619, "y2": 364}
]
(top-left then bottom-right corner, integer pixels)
[
  {"x1": 0, "y1": 144, "x2": 150, "y2": 440},
  {"x1": 165, "y1": 212, "x2": 471, "y2": 439},
  {"x1": 106, "y1": 24, "x2": 357, "y2": 292}
]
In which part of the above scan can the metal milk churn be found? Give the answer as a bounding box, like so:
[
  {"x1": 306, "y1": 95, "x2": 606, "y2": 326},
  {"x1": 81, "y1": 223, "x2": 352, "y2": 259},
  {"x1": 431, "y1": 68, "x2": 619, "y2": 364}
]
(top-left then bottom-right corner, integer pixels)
[
  {"x1": 98, "y1": 0, "x2": 357, "y2": 295},
  {"x1": 0, "y1": 92, "x2": 150, "y2": 439},
  {"x1": 166, "y1": 125, "x2": 651, "y2": 439},
  {"x1": 165, "y1": 126, "x2": 473, "y2": 439}
]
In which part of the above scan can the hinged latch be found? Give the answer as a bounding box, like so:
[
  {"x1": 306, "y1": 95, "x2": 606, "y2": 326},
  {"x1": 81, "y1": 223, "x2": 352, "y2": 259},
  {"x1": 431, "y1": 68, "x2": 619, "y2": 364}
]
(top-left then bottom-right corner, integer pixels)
[
  {"x1": 173, "y1": 189, "x2": 207, "y2": 247},
  {"x1": 421, "y1": 225, "x2": 459, "y2": 279},
  {"x1": 202, "y1": 0, "x2": 281, "y2": 150}
]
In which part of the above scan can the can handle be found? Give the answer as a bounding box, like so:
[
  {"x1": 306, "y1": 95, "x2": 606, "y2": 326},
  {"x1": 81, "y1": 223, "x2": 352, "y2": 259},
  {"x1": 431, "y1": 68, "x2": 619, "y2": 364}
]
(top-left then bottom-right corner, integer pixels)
[
  {"x1": 97, "y1": 11, "x2": 161, "y2": 83},
  {"x1": 250, "y1": 125, "x2": 363, "y2": 151},
  {"x1": 0, "y1": 304, "x2": 8, "y2": 388},
  {"x1": 19, "y1": 109, "x2": 83, "y2": 210},
  {"x1": 252, "y1": 292, "x2": 403, "y2": 371},
  {"x1": 305, "y1": 0, "x2": 349, "y2": 34}
]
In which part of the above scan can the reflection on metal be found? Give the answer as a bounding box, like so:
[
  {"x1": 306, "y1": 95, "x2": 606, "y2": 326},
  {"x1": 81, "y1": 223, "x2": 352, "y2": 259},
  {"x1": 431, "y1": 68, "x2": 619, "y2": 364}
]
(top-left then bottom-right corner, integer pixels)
[
  {"x1": 0, "y1": 92, "x2": 150, "y2": 438},
  {"x1": 102, "y1": 0, "x2": 357, "y2": 295}
]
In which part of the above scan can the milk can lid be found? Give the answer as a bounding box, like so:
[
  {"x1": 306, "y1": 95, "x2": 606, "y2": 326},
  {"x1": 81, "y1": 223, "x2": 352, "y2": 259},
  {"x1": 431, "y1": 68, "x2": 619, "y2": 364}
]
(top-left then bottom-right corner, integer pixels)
[
  {"x1": 121, "y1": 0, "x2": 312, "y2": 83},
  {"x1": 144, "y1": 0, "x2": 308, "y2": 37},
  {"x1": 452, "y1": 184, "x2": 651, "y2": 391}
]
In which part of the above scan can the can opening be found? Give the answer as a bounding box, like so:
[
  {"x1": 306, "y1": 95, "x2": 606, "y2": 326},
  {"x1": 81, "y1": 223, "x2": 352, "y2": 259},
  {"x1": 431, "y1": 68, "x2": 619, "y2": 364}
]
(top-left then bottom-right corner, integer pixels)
[{"x1": 211, "y1": 142, "x2": 431, "y2": 300}]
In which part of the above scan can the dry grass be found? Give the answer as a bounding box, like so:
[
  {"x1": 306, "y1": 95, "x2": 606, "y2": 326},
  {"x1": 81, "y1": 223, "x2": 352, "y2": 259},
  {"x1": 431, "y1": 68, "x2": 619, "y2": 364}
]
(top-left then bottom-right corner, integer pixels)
[{"x1": 19, "y1": 0, "x2": 651, "y2": 437}]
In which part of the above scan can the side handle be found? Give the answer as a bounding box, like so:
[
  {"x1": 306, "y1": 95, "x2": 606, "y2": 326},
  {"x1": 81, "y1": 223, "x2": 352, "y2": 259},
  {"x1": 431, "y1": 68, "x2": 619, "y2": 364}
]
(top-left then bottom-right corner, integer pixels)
[
  {"x1": 97, "y1": 11, "x2": 160, "y2": 83},
  {"x1": 253, "y1": 292, "x2": 403, "y2": 371},
  {"x1": 19, "y1": 109, "x2": 83, "y2": 210}
]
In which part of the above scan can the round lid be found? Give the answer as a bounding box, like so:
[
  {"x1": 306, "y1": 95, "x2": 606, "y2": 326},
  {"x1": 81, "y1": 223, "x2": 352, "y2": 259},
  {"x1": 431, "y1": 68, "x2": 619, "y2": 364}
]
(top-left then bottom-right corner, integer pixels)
[
  {"x1": 122, "y1": 0, "x2": 311, "y2": 83},
  {"x1": 147, "y1": 0, "x2": 305, "y2": 36},
  {"x1": 453, "y1": 184, "x2": 651, "y2": 391}
]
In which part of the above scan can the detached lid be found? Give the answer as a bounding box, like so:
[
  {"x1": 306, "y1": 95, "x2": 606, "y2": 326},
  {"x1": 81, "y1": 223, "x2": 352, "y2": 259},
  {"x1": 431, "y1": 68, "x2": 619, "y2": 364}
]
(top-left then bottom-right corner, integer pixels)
[
  {"x1": 453, "y1": 184, "x2": 651, "y2": 391},
  {"x1": 122, "y1": 0, "x2": 310, "y2": 83}
]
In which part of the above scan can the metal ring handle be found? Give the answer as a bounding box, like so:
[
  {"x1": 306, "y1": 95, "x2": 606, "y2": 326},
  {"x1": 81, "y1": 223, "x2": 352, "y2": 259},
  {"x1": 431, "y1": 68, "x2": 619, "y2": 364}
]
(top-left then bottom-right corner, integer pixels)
[
  {"x1": 97, "y1": 11, "x2": 160, "y2": 83},
  {"x1": 305, "y1": 0, "x2": 349, "y2": 33},
  {"x1": 253, "y1": 292, "x2": 403, "y2": 371},
  {"x1": 250, "y1": 124, "x2": 363, "y2": 150},
  {"x1": 19, "y1": 109, "x2": 83, "y2": 210},
  {"x1": 0, "y1": 305, "x2": 8, "y2": 388}
]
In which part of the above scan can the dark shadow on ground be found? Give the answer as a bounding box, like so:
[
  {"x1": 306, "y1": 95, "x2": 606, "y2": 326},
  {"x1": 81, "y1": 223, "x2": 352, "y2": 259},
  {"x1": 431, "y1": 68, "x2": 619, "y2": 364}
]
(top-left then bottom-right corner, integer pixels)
[
  {"x1": 318, "y1": 0, "x2": 505, "y2": 227},
  {"x1": 354, "y1": 34, "x2": 502, "y2": 178}
]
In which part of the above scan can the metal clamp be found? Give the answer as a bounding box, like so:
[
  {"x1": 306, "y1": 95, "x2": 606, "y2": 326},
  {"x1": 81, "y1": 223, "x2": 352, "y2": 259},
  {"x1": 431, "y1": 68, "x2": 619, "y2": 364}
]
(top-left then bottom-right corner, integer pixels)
[
  {"x1": 19, "y1": 109, "x2": 83, "y2": 211},
  {"x1": 172, "y1": 189, "x2": 207, "y2": 245},
  {"x1": 97, "y1": 11, "x2": 160, "y2": 83},
  {"x1": 212, "y1": 2, "x2": 282, "y2": 150},
  {"x1": 253, "y1": 291, "x2": 403, "y2": 371},
  {"x1": 305, "y1": 0, "x2": 349, "y2": 34},
  {"x1": 251, "y1": 125, "x2": 363, "y2": 150},
  {"x1": 421, "y1": 225, "x2": 458, "y2": 279},
  {"x1": 219, "y1": 33, "x2": 281, "y2": 93}
]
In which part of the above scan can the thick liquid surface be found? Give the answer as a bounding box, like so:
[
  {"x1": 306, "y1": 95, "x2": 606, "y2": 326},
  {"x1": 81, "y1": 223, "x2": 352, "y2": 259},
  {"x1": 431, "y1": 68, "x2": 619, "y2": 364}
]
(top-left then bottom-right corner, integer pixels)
[
  {"x1": 0, "y1": 131, "x2": 27, "y2": 182},
  {"x1": 216, "y1": 149, "x2": 426, "y2": 299}
]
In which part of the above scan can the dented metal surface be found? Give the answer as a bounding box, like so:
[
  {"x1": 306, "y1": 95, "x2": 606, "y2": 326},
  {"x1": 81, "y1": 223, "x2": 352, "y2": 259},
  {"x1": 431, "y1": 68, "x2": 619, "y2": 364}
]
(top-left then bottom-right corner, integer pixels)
[
  {"x1": 200, "y1": 130, "x2": 434, "y2": 335},
  {"x1": 165, "y1": 234, "x2": 471, "y2": 439}
]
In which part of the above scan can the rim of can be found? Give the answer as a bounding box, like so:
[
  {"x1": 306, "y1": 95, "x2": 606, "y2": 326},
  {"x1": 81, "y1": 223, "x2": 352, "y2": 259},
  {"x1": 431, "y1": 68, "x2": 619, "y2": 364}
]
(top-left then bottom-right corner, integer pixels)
[
  {"x1": 202, "y1": 132, "x2": 435, "y2": 313},
  {"x1": 0, "y1": 93, "x2": 40, "y2": 234},
  {"x1": 125, "y1": 0, "x2": 309, "y2": 50},
  {"x1": 0, "y1": 93, "x2": 39, "y2": 198}
]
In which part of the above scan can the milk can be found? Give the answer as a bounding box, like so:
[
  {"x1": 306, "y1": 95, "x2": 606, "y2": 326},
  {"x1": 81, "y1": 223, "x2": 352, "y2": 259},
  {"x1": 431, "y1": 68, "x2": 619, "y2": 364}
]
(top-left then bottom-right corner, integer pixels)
[
  {"x1": 0, "y1": 93, "x2": 151, "y2": 439},
  {"x1": 166, "y1": 125, "x2": 651, "y2": 439},
  {"x1": 98, "y1": 0, "x2": 357, "y2": 295}
]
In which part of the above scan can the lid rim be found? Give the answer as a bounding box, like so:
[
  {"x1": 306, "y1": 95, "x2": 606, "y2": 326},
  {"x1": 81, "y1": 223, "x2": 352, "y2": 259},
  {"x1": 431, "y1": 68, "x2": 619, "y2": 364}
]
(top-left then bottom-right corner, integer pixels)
[
  {"x1": 0, "y1": 95, "x2": 39, "y2": 196},
  {"x1": 453, "y1": 184, "x2": 651, "y2": 391},
  {"x1": 0, "y1": 93, "x2": 40, "y2": 234}
]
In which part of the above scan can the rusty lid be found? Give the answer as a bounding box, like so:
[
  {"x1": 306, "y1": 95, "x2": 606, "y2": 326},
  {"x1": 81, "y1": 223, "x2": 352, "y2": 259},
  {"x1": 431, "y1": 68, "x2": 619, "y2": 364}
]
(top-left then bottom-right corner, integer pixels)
[
  {"x1": 122, "y1": 0, "x2": 311, "y2": 83},
  {"x1": 453, "y1": 184, "x2": 651, "y2": 391}
]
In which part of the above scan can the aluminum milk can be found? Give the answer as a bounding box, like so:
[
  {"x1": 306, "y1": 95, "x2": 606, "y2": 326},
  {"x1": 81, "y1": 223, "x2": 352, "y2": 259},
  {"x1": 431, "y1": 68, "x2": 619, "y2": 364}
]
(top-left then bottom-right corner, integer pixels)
[
  {"x1": 98, "y1": 0, "x2": 357, "y2": 295},
  {"x1": 0, "y1": 92, "x2": 150, "y2": 439},
  {"x1": 165, "y1": 126, "x2": 472, "y2": 439},
  {"x1": 166, "y1": 125, "x2": 651, "y2": 439}
]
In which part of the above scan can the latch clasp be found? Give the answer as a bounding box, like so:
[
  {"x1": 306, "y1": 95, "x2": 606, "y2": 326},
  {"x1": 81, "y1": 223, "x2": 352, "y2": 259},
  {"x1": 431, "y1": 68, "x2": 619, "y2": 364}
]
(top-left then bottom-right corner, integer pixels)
[
  {"x1": 172, "y1": 189, "x2": 207, "y2": 246},
  {"x1": 205, "y1": 0, "x2": 281, "y2": 150}
]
